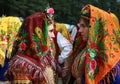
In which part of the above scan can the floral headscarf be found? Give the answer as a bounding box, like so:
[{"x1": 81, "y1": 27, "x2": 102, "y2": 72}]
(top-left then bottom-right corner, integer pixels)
[
  {"x1": 82, "y1": 4, "x2": 120, "y2": 84},
  {"x1": 55, "y1": 23, "x2": 72, "y2": 42},
  {"x1": 7, "y1": 11, "x2": 57, "y2": 82},
  {"x1": 12, "y1": 12, "x2": 53, "y2": 57},
  {"x1": 0, "y1": 16, "x2": 21, "y2": 67}
]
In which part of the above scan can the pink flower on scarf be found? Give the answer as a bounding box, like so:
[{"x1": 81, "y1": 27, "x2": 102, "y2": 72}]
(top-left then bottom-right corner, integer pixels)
[
  {"x1": 2, "y1": 35, "x2": 8, "y2": 41},
  {"x1": 47, "y1": 8, "x2": 54, "y2": 14},
  {"x1": 90, "y1": 59, "x2": 97, "y2": 72},
  {"x1": 19, "y1": 42, "x2": 26, "y2": 50}
]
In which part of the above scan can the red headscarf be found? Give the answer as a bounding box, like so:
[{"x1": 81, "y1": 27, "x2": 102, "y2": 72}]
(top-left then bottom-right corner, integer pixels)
[{"x1": 7, "y1": 12, "x2": 57, "y2": 82}]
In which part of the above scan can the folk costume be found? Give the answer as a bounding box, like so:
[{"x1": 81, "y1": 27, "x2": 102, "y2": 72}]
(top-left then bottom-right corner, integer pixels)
[
  {"x1": 6, "y1": 12, "x2": 57, "y2": 84},
  {"x1": 53, "y1": 23, "x2": 73, "y2": 84},
  {"x1": 72, "y1": 4, "x2": 120, "y2": 84}
]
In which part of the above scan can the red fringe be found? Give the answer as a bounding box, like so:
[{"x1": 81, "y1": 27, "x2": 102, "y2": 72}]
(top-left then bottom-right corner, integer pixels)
[{"x1": 6, "y1": 54, "x2": 57, "y2": 82}]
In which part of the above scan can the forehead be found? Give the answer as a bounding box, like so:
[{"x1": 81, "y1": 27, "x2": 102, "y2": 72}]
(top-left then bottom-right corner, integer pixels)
[
  {"x1": 80, "y1": 19, "x2": 86, "y2": 27},
  {"x1": 80, "y1": 18, "x2": 85, "y2": 24},
  {"x1": 48, "y1": 24, "x2": 54, "y2": 30}
]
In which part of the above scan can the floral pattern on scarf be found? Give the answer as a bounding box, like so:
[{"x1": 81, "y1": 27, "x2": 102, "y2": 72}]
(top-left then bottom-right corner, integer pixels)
[
  {"x1": 82, "y1": 4, "x2": 120, "y2": 84},
  {"x1": 6, "y1": 12, "x2": 57, "y2": 83},
  {"x1": 0, "y1": 16, "x2": 21, "y2": 67}
]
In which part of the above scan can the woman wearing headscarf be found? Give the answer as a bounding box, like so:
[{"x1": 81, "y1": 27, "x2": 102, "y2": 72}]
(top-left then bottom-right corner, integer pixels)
[
  {"x1": 0, "y1": 16, "x2": 21, "y2": 84},
  {"x1": 72, "y1": 4, "x2": 120, "y2": 84},
  {"x1": 58, "y1": 22, "x2": 86, "y2": 84},
  {"x1": 6, "y1": 8, "x2": 58, "y2": 84}
]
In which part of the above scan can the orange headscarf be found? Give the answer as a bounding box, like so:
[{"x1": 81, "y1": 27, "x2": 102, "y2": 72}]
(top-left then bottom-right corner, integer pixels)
[{"x1": 82, "y1": 4, "x2": 120, "y2": 84}]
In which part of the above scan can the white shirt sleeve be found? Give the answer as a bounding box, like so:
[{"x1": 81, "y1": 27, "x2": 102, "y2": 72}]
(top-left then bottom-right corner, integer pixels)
[{"x1": 57, "y1": 32, "x2": 73, "y2": 64}]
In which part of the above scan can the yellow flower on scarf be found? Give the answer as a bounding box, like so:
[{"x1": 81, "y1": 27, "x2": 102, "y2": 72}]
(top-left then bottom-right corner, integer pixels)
[{"x1": 35, "y1": 27, "x2": 44, "y2": 40}]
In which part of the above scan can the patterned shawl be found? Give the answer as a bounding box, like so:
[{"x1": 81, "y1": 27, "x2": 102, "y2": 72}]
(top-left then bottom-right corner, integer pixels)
[
  {"x1": 0, "y1": 16, "x2": 21, "y2": 67},
  {"x1": 11, "y1": 12, "x2": 51, "y2": 58},
  {"x1": 82, "y1": 4, "x2": 120, "y2": 84},
  {"x1": 7, "y1": 12, "x2": 57, "y2": 82},
  {"x1": 55, "y1": 23, "x2": 72, "y2": 42}
]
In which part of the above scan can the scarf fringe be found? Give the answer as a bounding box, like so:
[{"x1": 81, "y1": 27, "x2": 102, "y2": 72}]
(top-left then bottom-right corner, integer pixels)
[
  {"x1": 99, "y1": 61, "x2": 120, "y2": 84},
  {"x1": 6, "y1": 55, "x2": 57, "y2": 82}
]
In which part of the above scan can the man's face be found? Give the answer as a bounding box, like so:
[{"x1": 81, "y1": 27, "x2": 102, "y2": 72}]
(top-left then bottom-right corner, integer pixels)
[
  {"x1": 79, "y1": 18, "x2": 89, "y2": 41},
  {"x1": 48, "y1": 24, "x2": 55, "y2": 40}
]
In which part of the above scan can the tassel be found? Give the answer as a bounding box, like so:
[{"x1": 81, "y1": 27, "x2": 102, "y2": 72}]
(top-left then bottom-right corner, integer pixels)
[
  {"x1": 21, "y1": 61, "x2": 25, "y2": 67},
  {"x1": 12, "y1": 59, "x2": 19, "y2": 67},
  {"x1": 111, "y1": 70, "x2": 115, "y2": 81},
  {"x1": 39, "y1": 71, "x2": 44, "y2": 81},
  {"x1": 107, "y1": 73, "x2": 110, "y2": 84},
  {"x1": 51, "y1": 61, "x2": 56, "y2": 71},
  {"x1": 43, "y1": 56, "x2": 49, "y2": 65},
  {"x1": 103, "y1": 78, "x2": 106, "y2": 84},
  {"x1": 31, "y1": 68, "x2": 35, "y2": 77},
  {"x1": 46, "y1": 55, "x2": 56, "y2": 70},
  {"x1": 33, "y1": 70, "x2": 40, "y2": 78}
]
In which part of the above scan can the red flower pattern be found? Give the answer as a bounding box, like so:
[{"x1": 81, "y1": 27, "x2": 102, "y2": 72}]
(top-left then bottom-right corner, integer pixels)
[
  {"x1": 86, "y1": 52, "x2": 90, "y2": 63},
  {"x1": 30, "y1": 41, "x2": 36, "y2": 48},
  {"x1": 90, "y1": 41, "x2": 100, "y2": 52},
  {"x1": 40, "y1": 43, "x2": 48, "y2": 52},
  {"x1": 19, "y1": 42, "x2": 26, "y2": 50}
]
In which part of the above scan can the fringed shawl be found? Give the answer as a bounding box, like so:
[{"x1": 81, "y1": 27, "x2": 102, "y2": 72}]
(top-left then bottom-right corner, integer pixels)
[
  {"x1": 6, "y1": 12, "x2": 57, "y2": 82},
  {"x1": 83, "y1": 4, "x2": 120, "y2": 84}
]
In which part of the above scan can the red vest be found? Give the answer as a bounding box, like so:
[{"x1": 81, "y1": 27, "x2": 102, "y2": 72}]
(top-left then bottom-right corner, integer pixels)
[{"x1": 53, "y1": 30, "x2": 60, "y2": 61}]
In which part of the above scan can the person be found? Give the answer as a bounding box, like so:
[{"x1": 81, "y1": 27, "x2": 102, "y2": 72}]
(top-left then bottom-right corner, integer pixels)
[
  {"x1": 52, "y1": 22, "x2": 73, "y2": 84},
  {"x1": 54, "y1": 22, "x2": 85, "y2": 84},
  {"x1": 6, "y1": 8, "x2": 58, "y2": 84},
  {"x1": 67, "y1": 23, "x2": 87, "y2": 84},
  {"x1": 0, "y1": 16, "x2": 21, "y2": 84},
  {"x1": 56, "y1": 22, "x2": 86, "y2": 84},
  {"x1": 53, "y1": 29, "x2": 73, "y2": 84},
  {"x1": 72, "y1": 4, "x2": 120, "y2": 84}
]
